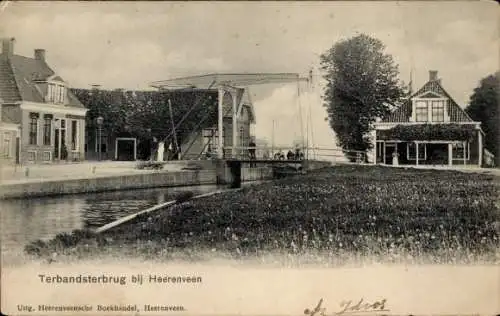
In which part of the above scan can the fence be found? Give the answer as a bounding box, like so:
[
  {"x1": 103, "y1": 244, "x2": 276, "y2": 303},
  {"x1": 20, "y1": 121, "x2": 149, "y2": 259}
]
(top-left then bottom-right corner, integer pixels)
[{"x1": 200, "y1": 145, "x2": 369, "y2": 164}]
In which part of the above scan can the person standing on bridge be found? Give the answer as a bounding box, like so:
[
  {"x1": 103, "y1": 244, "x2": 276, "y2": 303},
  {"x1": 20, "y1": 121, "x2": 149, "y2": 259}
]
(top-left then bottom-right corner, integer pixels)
[{"x1": 248, "y1": 137, "x2": 257, "y2": 167}]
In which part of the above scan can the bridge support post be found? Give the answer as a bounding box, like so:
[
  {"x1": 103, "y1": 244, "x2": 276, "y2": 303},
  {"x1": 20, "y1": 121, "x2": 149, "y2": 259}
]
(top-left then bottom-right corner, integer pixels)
[
  {"x1": 217, "y1": 88, "x2": 224, "y2": 159},
  {"x1": 232, "y1": 90, "x2": 238, "y2": 159}
]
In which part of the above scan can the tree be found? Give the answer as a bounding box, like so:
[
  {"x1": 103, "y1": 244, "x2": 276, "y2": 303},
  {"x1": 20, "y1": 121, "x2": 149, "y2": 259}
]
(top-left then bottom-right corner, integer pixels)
[
  {"x1": 465, "y1": 72, "x2": 500, "y2": 166},
  {"x1": 72, "y1": 88, "x2": 217, "y2": 141},
  {"x1": 320, "y1": 34, "x2": 405, "y2": 160}
]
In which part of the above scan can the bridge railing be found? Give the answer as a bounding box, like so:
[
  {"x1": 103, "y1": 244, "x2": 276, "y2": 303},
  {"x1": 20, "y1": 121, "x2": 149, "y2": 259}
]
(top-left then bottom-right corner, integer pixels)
[{"x1": 202, "y1": 146, "x2": 369, "y2": 163}]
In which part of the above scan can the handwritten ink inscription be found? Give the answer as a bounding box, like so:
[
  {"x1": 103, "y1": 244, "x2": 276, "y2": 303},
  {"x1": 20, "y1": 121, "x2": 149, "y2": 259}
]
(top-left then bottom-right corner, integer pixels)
[{"x1": 304, "y1": 298, "x2": 389, "y2": 316}]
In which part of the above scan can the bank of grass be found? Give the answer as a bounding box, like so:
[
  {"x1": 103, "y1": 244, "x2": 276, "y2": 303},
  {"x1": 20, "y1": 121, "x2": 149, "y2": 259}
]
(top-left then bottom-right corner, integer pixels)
[{"x1": 25, "y1": 165, "x2": 500, "y2": 265}]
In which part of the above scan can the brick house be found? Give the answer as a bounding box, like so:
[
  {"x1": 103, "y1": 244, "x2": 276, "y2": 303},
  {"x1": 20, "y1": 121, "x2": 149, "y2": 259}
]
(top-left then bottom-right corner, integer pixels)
[
  {"x1": 372, "y1": 70, "x2": 485, "y2": 167},
  {"x1": 0, "y1": 38, "x2": 87, "y2": 164}
]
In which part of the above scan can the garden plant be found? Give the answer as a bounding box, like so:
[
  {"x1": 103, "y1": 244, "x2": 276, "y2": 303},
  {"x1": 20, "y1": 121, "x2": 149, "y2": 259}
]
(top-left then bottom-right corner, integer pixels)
[{"x1": 25, "y1": 165, "x2": 500, "y2": 266}]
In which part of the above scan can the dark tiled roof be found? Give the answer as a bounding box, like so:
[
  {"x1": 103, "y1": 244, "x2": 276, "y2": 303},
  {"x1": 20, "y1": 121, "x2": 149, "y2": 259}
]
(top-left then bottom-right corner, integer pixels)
[
  {"x1": 0, "y1": 57, "x2": 21, "y2": 103},
  {"x1": 383, "y1": 100, "x2": 412, "y2": 123},
  {"x1": 381, "y1": 79, "x2": 474, "y2": 123},
  {"x1": 0, "y1": 54, "x2": 84, "y2": 108}
]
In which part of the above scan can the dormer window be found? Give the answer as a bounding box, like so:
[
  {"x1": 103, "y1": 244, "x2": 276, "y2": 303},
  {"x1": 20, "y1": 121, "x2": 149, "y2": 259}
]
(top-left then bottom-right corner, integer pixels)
[
  {"x1": 47, "y1": 83, "x2": 65, "y2": 104},
  {"x1": 411, "y1": 95, "x2": 449, "y2": 123},
  {"x1": 431, "y1": 100, "x2": 445, "y2": 122},
  {"x1": 415, "y1": 101, "x2": 428, "y2": 122}
]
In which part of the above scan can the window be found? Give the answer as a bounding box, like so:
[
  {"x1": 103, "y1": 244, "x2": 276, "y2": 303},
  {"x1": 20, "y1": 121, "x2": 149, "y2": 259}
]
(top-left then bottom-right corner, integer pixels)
[
  {"x1": 47, "y1": 83, "x2": 65, "y2": 104},
  {"x1": 71, "y1": 120, "x2": 78, "y2": 150},
  {"x1": 43, "y1": 114, "x2": 52, "y2": 145},
  {"x1": 27, "y1": 151, "x2": 36, "y2": 162},
  {"x1": 452, "y1": 142, "x2": 470, "y2": 160},
  {"x1": 415, "y1": 101, "x2": 428, "y2": 122},
  {"x1": 431, "y1": 100, "x2": 445, "y2": 122},
  {"x1": 42, "y1": 151, "x2": 51, "y2": 161},
  {"x1": 407, "y1": 142, "x2": 426, "y2": 160},
  {"x1": 29, "y1": 113, "x2": 39, "y2": 145},
  {"x1": 239, "y1": 127, "x2": 245, "y2": 147},
  {"x1": 2, "y1": 133, "x2": 11, "y2": 157}
]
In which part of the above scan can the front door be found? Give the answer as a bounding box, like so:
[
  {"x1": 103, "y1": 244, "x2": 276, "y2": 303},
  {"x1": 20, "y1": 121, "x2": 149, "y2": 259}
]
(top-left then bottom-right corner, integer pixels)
[
  {"x1": 385, "y1": 143, "x2": 396, "y2": 165},
  {"x1": 54, "y1": 129, "x2": 60, "y2": 160},
  {"x1": 54, "y1": 119, "x2": 66, "y2": 160}
]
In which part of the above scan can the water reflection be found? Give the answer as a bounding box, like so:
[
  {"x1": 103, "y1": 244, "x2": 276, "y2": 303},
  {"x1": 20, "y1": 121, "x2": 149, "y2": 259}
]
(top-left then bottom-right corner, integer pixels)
[{"x1": 0, "y1": 184, "x2": 223, "y2": 262}]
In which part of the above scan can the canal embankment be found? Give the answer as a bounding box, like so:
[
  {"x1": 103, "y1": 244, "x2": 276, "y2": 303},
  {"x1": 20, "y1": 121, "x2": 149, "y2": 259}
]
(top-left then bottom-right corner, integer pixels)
[{"x1": 0, "y1": 160, "x2": 274, "y2": 199}]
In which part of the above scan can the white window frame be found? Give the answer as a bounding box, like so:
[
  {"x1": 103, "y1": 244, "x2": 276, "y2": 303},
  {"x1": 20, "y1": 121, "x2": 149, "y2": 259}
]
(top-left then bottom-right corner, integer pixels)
[
  {"x1": 27, "y1": 150, "x2": 37, "y2": 162},
  {"x1": 414, "y1": 100, "x2": 429, "y2": 123},
  {"x1": 42, "y1": 151, "x2": 52, "y2": 162},
  {"x1": 47, "y1": 82, "x2": 66, "y2": 104},
  {"x1": 2, "y1": 133, "x2": 11, "y2": 158},
  {"x1": 407, "y1": 142, "x2": 427, "y2": 160},
  {"x1": 410, "y1": 94, "x2": 449, "y2": 123},
  {"x1": 452, "y1": 142, "x2": 470, "y2": 160},
  {"x1": 239, "y1": 126, "x2": 244, "y2": 147},
  {"x1": 28, "y1": 114, "x2": 39, "y2": 145},
  {"x1": 430, "y1": 100, "x2": 446, "y2": 122}
]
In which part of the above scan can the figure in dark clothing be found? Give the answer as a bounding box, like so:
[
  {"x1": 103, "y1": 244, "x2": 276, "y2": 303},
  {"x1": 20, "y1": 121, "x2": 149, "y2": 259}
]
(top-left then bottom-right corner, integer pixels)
[
  {"x1": 295, "y1": 148, "x2": 301, "y2": 160},
  {"x1": 248, "y1": 139, "x2": 257, "y2": 167},
  {"x1": 287, "y1": 150, "x2": 295, "y2": 160}
]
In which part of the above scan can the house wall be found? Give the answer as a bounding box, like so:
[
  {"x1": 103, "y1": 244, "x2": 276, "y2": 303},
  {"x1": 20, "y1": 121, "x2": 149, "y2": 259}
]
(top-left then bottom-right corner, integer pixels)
[{"x1": 20, "y1": 107, "x2": 85, "y2": 164}]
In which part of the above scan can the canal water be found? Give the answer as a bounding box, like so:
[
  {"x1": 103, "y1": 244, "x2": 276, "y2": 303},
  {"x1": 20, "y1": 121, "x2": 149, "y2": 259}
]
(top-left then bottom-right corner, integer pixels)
[{"x1": 0, "y1": 184, "x2": 230, "y2": 264}]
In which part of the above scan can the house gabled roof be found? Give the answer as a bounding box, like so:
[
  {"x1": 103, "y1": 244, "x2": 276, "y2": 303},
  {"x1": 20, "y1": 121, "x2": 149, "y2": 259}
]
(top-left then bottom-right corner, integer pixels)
[
  {"x1": 381, "y1": 77, "x2": 474, "y2": 123},
  {"x1": 0, "y1": 54, "x2": 84, "y2": 108}
]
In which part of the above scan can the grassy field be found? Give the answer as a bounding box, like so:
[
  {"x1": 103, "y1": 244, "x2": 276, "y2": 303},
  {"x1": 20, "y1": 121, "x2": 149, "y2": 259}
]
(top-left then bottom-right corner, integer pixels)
[{"x1": 25, "y1": 165, "x2": 500, "y2": 265}]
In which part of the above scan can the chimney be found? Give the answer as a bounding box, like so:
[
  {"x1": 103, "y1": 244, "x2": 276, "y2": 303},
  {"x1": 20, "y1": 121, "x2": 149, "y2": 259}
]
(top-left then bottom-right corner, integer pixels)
[
  {"x1": 2, "y1": 37, "x2": 15, "y2": 58},
  {"x1": 34, "y1": 49, "x2": 46, "y2": 62},
  {"x1": 429, "y1": 70, "x2": 438, "y2": 82}
]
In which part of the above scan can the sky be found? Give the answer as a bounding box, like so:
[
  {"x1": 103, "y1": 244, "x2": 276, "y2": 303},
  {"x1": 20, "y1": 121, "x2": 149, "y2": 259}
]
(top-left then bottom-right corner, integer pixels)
[{"x1": 0, "y1": 1, "x2": 498, "y2": 152}]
